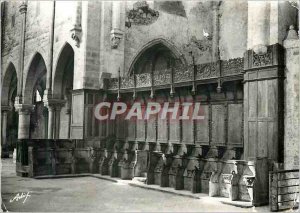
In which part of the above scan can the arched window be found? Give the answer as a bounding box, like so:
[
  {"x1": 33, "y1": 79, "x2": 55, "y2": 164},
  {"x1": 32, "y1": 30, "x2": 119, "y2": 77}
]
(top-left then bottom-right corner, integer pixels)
[{"x1": 132, "y1": 43, "x2": 182, "y2": 74}]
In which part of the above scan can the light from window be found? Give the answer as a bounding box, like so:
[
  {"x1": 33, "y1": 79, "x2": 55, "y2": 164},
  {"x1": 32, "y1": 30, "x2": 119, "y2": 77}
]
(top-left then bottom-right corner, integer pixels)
[{"x1": 36, "y1": 90, "x2": 42, "y2": 102}]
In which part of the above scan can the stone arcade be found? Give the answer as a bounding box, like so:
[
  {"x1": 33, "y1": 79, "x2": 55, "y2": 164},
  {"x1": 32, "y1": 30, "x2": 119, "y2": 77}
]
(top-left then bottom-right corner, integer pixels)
[{"x1": 1, "y1": 0, "x2": 299, "y2": 209}]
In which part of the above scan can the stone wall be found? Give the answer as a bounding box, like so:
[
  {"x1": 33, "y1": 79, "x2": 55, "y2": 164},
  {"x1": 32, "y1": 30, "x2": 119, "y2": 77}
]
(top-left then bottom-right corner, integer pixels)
[
  {"x1": 122, "y1": 1, "x2": 248, "y2": 75},
  {"x1": 1, "y1": 1, "x2": 22, "y2": 81},
  {"x1": 83, "y1": 1, "x2": 102, "y2": 89},
  {"x1": 284, "y1": 39, "x2": 300, "y2": 170},
  {"x1": 219, "y1": 1, "x2": 247, "y2": 60}
]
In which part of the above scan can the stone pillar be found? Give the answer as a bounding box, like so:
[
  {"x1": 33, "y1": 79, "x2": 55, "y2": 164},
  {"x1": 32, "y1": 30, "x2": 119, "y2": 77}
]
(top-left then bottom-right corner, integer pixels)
[
  {"x1": 70, "y1": 1, "x2": 82, "y2": 47},
  {"x1": 14, "y1": 104, "x2": 34, "y2": 139},
  {"x1": 44, "y1": 1, "x2": 56, "y2": 101},
  {"x1": 110, "y1": 1, "x2": 125, "y2": 76},
  {"x1": 47, "y1": 106, "x2": 55, "y2": 139},
  {"x1": 17, "y1": 2, "x2": 27, "y2": 99},
  {"x1": 247, "y1": 1, "x2": 270, "y2": 54},
  {"x1": 54, "y1": 105, "x2": 62, "y2": 139},
  {"x1": 66, "y1": 108, "x2": 71, "y2": 139},
  {"x1": 45, "y1": 100, "x2": 64, "y2": 139},
  {"x1": 1, "y1": 106, "x2": 10, "y2": 153},
  {"x1": 283, "y1": 27, "x2": 299, "y2": 170},
  {"x1": 1, "y1": 109, "x2": 8, "y2": 146}
]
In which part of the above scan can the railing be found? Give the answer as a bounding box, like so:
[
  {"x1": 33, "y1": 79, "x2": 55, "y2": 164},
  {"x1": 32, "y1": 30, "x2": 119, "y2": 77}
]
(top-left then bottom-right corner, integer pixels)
[
  {"x1": 269, "y1": 169, "x2": 299, "y2": 211},
  {"x1": 107, "y1": 58, "x2": 244, "y2": 91}
]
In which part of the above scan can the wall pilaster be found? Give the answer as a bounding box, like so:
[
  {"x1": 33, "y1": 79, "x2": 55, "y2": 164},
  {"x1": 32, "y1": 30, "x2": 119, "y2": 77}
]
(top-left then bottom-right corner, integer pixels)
[
  {"x1": 283, "y1": 27, "x2": 299, "y2": 170},
  {"x1": 14, "y1": 104, "x2": 34, "y2": 139},
  {"x1": 243, "y1": 44, "x2": 284, "y2": 162}
]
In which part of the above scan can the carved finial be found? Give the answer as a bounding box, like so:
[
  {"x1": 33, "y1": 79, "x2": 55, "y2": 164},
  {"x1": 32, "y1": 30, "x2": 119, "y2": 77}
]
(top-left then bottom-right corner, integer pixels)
[{"x1": 286, "y1": 25, "x2": 299, "y2": 40}]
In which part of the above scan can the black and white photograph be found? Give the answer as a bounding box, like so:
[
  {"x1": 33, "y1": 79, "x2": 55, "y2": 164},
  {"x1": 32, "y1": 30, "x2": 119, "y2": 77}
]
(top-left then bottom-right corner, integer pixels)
[{"x1": 0, "y1": 0, "x2": 299, "y2": 212}]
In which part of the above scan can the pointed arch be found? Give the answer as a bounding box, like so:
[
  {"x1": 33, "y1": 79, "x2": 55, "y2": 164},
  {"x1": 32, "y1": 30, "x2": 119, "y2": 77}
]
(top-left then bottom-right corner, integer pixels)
[
  {"x1": 53, "y1": 42, "x2": 74, "y2": 99},
  {"x1": 1, "y1": 62, "x2": 18, "y2": 106},
  {"x1": 128, "y1": 38, "x2": 187, "y2": 75},
  {"x1": 23, "y1": 52, "x2": 47, "y2": 104}
]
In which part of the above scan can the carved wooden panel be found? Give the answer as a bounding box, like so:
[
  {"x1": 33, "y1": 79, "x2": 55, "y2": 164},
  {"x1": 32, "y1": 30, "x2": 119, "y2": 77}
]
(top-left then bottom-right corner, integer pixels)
[
  {"x1": 116, "y1": 115, "x2": 126, "y2": 140},
  {"x1": 248, "y1": 121, "x2": 257, "y2": 159},
  {"x1": 99, "y1": 119, "x2": 106, "y2": 138},
  {"x1": 258, "y1": 81, "x2": 268, "y2": 118},
  {"x1": 248, "y1": 82, "x2": 257, "y2": 118},
  {"x1": 257, "y1": 121, "x2": 268, "y2": 158},
  {"x1": 211, "y1": 105, "x2": 225, "y2": 145},
  {"x1": 169, "y1": 117, "x2": 180, "y2": 143},
  {"x1": 136, "y1": 119, "x2": 146, "y2": 141},
  {"x1": 146, "y1": 115, "x2": 157, "y2": 142},
  {"x1": 157, "y1": 112, "x2": 168, "y2": 143},
  {"x1": 182, "y1": 119, "x2": 193, "y2": 144},
  {"x1": 195, "y1": 105, "x2": 209, "y2": 144},
  {"x1": 244, "y1": 70, "x2": 280, "y2": 160},
  {"x1": 127, "y1": 118, "x2": 136, "y2": 141},
  {"x1": 228, "y1": 104, "x2": 243, "y2": 146}
]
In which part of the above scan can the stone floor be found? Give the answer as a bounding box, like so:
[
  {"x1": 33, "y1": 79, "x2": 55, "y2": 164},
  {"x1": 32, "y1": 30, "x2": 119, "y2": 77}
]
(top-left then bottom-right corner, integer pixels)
[{"x1": 1, "y1": 158, "x2": 271, "y2": 212}]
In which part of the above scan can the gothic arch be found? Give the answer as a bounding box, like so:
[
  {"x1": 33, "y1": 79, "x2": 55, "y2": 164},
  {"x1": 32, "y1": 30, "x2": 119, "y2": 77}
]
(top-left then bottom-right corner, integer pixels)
[
  {"x1": 53, "y1": 42, "x2": 74, "y2": 99},
  {"x1": 128, "y1": 38, "x2": 187, "y2": 75},
  {"x1": 1, "y1": 62, "x2": 17, "y2": 106},
  {"x1": 23, "y1": 52, "x2": 47, "y2": 104}
]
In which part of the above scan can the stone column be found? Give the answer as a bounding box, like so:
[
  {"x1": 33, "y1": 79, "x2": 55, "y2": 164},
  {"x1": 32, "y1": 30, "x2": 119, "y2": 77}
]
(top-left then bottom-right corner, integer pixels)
[
  {"x1": 111, "y1": 1, "x2": 123, "y2": 49},
  {"x1": 17, "y1": 2, "x2": 27, "y2": 100},
  {"x1": 14, "y1": 104, "x2": 34, "y2": 139},
  {"x1": 283, "y1": 27, "x2": 299, "y2": 170},
  {"x1": 70, "y1": 1, "x2": 82, "y2": 47},
  {"x1": 44, "y1": 1, "x2": 56, "y2": 101},
  {"x1": 45, "y1": 100, "x2": 64, "y2": 139},
  {"x1": 247, "y1": 1, "x2": 270, "y2": 54},
  {"x1": 1, "y1": 106, "x2": 10, "y2": 148},
  {"x1": 110, "y1": 1, "x2": 125, "y2": 76},
  {"x1": 47, "y1": 105, "x2": 55, "y2": 139},
  {"x1": 66, "y1": 109, "x2": 71, "y2": 139},
  {"x1": 54, "y1": 105, "x2": 62, "y2": 139}
]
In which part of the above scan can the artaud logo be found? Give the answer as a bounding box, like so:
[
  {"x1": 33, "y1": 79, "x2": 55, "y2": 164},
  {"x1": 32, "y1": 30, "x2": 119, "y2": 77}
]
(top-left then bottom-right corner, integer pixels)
[{"x1": 94, "y1": 100, "x2": 205, "y2": 121}]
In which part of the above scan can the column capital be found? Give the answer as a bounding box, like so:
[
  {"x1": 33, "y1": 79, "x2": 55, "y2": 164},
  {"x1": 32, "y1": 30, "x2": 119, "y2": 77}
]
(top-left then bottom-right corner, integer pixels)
[
  {"x1": 44, "y1": 99, "x2": 65, "y2": 110},
  {"x1": 14, "y1": 104, "x2": 34, "y2": 114},
  {"x1": 43, "y1": 89, "x2": 52, "y2": 102},
  {"x1": 1, "y1": 105, "x2": 12, "y2": 112},
  {"x1": 14, "y1": 96, "x2": 23, "y2": 105}
]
